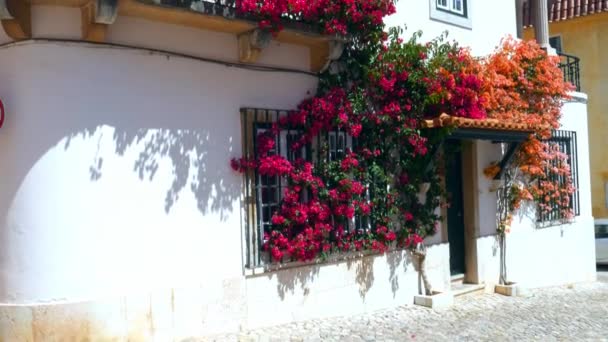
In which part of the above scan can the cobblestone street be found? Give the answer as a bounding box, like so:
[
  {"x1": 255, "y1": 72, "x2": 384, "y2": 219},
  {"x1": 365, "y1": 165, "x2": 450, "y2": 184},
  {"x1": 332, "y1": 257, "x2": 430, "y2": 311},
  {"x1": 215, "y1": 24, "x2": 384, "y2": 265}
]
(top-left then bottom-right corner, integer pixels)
[{"x1": 203, "y1": 268, "x2": 608, "y2": 342}]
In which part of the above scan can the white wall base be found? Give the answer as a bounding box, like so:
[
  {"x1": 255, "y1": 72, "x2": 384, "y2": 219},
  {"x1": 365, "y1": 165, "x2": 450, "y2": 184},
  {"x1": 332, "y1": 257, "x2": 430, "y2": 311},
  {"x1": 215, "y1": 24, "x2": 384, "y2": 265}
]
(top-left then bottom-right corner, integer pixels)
[{"x1": 414, "y1": 291, "x2": 454, "y2": 309}]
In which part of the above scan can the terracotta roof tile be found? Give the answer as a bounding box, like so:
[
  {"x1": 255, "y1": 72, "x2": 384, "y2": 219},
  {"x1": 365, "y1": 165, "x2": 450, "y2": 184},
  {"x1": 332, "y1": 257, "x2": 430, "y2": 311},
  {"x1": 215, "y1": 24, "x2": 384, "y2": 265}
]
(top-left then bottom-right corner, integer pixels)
[
  {"x1": 523, "y1": 0, "x2": 608, "y2": 27},
  {"x1": 421, "y1": 114, "x2": 538, "y2": 132}
]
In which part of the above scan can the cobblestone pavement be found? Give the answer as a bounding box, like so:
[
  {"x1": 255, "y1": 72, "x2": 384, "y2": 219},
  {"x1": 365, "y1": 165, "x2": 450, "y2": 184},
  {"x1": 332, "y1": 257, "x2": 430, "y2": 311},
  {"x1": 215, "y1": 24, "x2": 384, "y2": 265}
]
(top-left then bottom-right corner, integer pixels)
[{"x1": 202, "y1": 270, "x2": 608, "y2": 342}]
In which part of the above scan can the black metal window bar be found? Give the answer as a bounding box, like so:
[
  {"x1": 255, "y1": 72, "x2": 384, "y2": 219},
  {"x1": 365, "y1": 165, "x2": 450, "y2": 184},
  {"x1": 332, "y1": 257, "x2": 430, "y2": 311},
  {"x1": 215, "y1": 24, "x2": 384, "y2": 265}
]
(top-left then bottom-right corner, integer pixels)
[
  {"x1": 240, "y1": 108, "x2": 369, "y2": 267},
  {"x1": 537, "y1": 130, "x2": 580, "y2": 224},
  {"x1": 558, "y1": 52, "x2": 581, "y2": 92}
]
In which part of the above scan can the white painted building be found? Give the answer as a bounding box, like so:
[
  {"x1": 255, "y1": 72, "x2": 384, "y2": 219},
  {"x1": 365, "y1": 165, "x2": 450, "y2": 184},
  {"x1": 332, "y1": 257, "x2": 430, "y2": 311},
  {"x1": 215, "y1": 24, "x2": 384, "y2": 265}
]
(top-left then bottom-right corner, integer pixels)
[{"x1": 0, "y1": 0, "x2": 596, "y2": 340}]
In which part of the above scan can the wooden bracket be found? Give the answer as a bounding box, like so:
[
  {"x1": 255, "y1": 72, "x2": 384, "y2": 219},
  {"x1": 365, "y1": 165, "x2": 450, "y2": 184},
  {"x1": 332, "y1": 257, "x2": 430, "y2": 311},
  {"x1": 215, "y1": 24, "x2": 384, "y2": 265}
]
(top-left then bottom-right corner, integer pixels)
[
  {"x1": 424, "y1": 139, "x2": 445, "y2": 174},
  {"x1": 238, "y1": 29, "x2": 271, "y2": 63},
  {"x1": 310, "y1": 39, "x2": 346, "y2": 73},
  {"x1": 81, "y1": 0, "x2": 118, "y2": 42},
  {"x1": 0, "y1": 0, "x2": 31, "y2": 40},
  {"x1": 494, "y1": 142, "x2": 521, "y2": 180}
]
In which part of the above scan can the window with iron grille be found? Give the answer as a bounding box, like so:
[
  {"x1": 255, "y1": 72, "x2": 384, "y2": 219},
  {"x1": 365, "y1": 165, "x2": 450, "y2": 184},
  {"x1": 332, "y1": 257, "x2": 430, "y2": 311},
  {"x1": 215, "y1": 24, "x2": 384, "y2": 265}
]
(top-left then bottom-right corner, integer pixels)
[
  {"x1": 240, "y1": 108, "x2": 368, "y2": 267},
  {"x1": 430, "y1": 0, "x2": 471, "y2": 29},
  {"x1": 537, "y1": 130, "x2": 580, "y2": 224}
]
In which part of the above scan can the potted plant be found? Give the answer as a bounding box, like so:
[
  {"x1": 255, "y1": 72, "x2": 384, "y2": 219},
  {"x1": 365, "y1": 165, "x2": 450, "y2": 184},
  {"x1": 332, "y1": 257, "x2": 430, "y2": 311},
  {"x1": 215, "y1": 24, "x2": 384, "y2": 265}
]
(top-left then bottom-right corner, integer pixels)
[
  {"x1": 412, "y1": 242, "x2": 454, "y2": 308},
  {"x1": 493, "y1": 169, "x2": 521, "y2": 296}
]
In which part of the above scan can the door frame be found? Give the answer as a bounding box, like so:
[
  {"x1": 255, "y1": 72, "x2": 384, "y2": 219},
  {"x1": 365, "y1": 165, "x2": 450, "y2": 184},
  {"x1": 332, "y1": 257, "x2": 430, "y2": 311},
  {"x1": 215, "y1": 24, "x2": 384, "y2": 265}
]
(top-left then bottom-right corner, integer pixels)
[
  {"x1": 446, "y1": 143, "x2": 467, "y2": 276},
  {"x1": 460, "y1": 140, "x2": 480, "y2": 284}
]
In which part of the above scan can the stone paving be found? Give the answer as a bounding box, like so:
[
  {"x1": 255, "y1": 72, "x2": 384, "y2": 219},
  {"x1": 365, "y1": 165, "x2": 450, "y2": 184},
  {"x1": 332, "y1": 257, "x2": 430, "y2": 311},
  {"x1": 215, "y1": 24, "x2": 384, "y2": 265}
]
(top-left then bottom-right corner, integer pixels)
[{"x1": 201, "y1": 271, "x2": 608, "y2": 342}]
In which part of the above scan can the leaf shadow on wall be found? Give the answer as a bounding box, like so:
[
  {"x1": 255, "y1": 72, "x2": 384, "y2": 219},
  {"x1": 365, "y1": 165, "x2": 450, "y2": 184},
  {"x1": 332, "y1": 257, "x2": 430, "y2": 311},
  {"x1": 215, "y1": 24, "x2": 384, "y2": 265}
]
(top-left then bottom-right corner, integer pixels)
[
  {"x1": 62, "y1": 124, "x2": 239, "y2": 220},
  {"x1": 271, "y1": 254, "x2": 388, "y2": 302},
  {"x1": 387, "y1": 250, "x2": 414, "y2": 298},
  {"x1": 272, "y1": 250, "x2": 419, "y2": 302},
  {"x1": 274, "y1": 265, "x2": 320, "y2": 301}
]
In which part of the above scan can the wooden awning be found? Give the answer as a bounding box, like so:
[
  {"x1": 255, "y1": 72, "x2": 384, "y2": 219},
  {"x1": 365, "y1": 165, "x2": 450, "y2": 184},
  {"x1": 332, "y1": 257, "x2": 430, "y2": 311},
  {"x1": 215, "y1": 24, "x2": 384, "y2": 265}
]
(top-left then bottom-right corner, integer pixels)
[
  {"x1": 422, "y1": 114, "x2": 541, "y2": 179},
  {"x1": 421, "y1": 114, "x2": 537, "y2": 142}
]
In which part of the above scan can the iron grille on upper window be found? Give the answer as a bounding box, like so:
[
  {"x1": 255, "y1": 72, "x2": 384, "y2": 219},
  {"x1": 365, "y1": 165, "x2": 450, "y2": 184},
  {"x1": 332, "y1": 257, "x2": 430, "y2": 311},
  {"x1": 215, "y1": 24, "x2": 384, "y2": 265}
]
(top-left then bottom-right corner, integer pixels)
[
  {"x1": 537, "y1": 130, "x2": 580, "y2": 224},
  {"x1": 240, "y1": 108, "x2": 369, "y2": 267}
]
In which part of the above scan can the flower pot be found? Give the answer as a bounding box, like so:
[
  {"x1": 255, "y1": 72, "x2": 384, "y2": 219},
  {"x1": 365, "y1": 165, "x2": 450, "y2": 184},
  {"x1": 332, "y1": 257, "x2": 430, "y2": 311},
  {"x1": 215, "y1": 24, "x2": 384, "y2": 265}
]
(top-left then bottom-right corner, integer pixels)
[
  {"x1": 414, "y1": 291, "x2": 454, "y2": 309},
  {"x1": 417, "y1": 182, "x2": 431, "y2": 204},
  {"x1": 489, "y1": 179, "x2": 502, "y2": 192},
  {"x1": 494, "y1": 282, "x2": 520, "y2": 297},
  {"x1": 419, "y1": 182, "x2": 431, "y2": 193}
]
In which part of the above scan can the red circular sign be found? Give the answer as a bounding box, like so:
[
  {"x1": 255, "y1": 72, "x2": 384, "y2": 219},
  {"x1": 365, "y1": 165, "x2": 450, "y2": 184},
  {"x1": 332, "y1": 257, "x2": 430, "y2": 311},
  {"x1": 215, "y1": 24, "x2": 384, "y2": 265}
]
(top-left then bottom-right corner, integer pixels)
[{"x1": 0, "y1": 99, "x2": 4, "y2": 128}]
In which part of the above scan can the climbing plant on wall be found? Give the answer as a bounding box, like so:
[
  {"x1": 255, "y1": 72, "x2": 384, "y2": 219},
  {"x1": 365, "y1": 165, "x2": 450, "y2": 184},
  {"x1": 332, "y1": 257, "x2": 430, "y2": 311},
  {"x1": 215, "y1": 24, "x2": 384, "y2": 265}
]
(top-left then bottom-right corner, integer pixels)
[
  {"x1": 231, "y1": 0, "x2": 574, "y2": 295},
  {"x1": 482, "y1": 37, "x2": 575, "y2": 223}
]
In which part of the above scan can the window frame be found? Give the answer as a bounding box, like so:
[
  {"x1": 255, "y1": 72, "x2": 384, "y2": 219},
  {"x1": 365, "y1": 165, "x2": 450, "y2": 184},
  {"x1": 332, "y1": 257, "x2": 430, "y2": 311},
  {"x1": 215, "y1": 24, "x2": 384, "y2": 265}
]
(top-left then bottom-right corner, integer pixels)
[
  {"x1": 537, "y1": 130, "x2": 580, "y2": 226},
  {"x1": 253, "y1": 125, "x2": 308, "y2": 246},
  {"x1": 241, "y1": 108, "x2": 370, "y2": 268},
  {"x1": 430, "y1": 0, "x2": 472, "y2": 29},
  {"x1": 436, "y1": 0, "x2": 466, "y2": 16},
  {"x1": 326, "y1": 131, "x2": 373, "y2": 233},
  {"x1": 549, "y1": 35, "x2": 563, "y2": 54},
  {"x1": 596, "y1": 224, "x2": 608, "y2": 239}
]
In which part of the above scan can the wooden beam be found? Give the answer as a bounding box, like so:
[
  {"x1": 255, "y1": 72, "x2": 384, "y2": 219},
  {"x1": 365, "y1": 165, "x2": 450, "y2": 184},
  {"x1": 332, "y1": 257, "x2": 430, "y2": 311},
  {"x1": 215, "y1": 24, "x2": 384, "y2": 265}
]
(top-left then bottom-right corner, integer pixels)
[
  {"x1": 424, "y1": 139, "x2": 445, "y2": 174},
  {"x1": 81, "y1": 0, "x2": 117, "y2": 42},
  {"x1": 118, "y1": 0, "x2": 333, "y2": 72},
  {"x1": 309, "y1": 41, "x2": 330, "y2": 73},
  {"x1": 0, "y1": 0, "x2": 31, "y2": 40},
  {"x1": 118, "y1": 0, "x2": 254, "y2": 34},
  {"x1": 494, "y1": 143, "x2": 521, "y2": 180},
  {"x1": 17, "y1": 0, "x2": 336, "y2": 72},
  {"x1": 238, "y1": 29, "x2": 271, "y2": 64}
]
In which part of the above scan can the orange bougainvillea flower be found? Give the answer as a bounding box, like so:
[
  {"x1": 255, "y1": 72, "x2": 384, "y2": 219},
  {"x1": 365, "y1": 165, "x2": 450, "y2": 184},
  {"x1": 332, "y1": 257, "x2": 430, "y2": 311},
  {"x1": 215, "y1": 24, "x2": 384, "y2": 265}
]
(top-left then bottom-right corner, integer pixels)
[
  {"x1": 483, "y1": 163, "x2": 501, "y2": 179},
  {"x1": 481, "y1": 37, "x2": 575, "y2": 220}
]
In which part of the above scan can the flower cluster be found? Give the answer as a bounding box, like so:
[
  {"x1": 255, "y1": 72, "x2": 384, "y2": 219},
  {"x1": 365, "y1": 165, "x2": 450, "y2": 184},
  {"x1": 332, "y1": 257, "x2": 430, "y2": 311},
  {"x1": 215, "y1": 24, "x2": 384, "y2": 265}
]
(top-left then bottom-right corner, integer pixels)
[
  {"x1": 231, "y1": 26, "x2": 574, "y2": 262},
  {"x1": 481, "y1": 38, "x2": 575, "y2": 223},
  {"x1": 427, "y1": 49, "x2": 487, "y2": 120},
  {"x1": 483, "y1": 38, "x2": 572, "y2": 135},
  {"x1": 235, "y1": 0, "x2": 395, "y2": 36}
]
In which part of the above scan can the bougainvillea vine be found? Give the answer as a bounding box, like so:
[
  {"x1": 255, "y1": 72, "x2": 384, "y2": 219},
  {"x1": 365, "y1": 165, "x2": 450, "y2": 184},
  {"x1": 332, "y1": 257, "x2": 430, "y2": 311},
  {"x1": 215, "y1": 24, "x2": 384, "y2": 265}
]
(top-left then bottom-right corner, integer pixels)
[
  {"x1": 230, "y1": 2, "x2": 575, "y2": 267},
  {"x1": 482, "y1": 37, "x2": 575, "y2": 224}
]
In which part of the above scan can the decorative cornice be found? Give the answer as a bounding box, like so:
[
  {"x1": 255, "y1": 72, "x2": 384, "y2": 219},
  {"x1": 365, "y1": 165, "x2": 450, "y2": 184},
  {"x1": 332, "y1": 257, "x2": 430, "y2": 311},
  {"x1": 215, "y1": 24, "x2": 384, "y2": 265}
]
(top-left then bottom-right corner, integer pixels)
[
  {"x1": 81, "y1": 0, "x2": 118, "y2": 42},
  {"x1": 237, "y1": 28, "x2": 271, "y2": 64},
  {"x1": 0, "y1": 0, "x2": 31, "y2": 40}
]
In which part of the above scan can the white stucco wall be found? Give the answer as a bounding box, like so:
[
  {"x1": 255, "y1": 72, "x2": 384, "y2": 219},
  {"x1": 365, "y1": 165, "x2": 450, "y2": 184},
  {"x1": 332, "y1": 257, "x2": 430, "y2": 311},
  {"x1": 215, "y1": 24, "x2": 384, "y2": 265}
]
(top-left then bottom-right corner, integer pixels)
[
  {"x1": 0, "y1": 6, "x2": 451, "y2": 339},
  {"x1": 385, "y1": 0, "x2": 517, "y2": 56},
  {"x1": 0, "y1": 28, "x2": 10, "y2": 45},
  {"x1": 474, "y1": 93, "x2": 597, "y2": 289},
  {"x1": 244, "y1": 244, "x2": 451, "y2": 329},
  {"x1": 0, "y1": 6, "x2": 317, "y2": 305},
  {"x1": 0, "y1": 2, "x2": 598, "y2": 340}
]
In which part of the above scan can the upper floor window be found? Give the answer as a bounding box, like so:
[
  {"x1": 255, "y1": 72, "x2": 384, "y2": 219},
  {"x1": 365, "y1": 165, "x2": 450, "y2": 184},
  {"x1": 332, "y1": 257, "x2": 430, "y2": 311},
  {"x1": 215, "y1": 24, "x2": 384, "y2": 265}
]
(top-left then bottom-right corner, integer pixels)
[
  {"x1": 549, "y1": 36, "x2": 563, "y2": 54},
  {"x1": 436, "y1": 0, "x2": 466, "y2": 16},
  {"x1": 430, "y1": 0, "x2": 472, "y2": 29}
]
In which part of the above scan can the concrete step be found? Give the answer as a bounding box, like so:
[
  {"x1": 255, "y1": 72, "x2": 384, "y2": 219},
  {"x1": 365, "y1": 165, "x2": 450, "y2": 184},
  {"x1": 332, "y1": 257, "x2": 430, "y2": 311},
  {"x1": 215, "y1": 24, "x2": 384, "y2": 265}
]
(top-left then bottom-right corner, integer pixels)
[
  {"x1": 451, "y1": 273, "x2": 465, "y2": 284},
  {"x1": 451, "y1": 283, "x2": 485, "y2": 297}
]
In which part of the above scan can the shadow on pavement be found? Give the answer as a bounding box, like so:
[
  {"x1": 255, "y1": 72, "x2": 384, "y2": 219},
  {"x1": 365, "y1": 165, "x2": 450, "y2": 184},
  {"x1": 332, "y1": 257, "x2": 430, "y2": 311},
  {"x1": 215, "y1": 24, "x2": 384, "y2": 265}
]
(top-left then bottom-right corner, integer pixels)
[{"x1": 597, "y1": 264, "x2": 608, "y2": 283}]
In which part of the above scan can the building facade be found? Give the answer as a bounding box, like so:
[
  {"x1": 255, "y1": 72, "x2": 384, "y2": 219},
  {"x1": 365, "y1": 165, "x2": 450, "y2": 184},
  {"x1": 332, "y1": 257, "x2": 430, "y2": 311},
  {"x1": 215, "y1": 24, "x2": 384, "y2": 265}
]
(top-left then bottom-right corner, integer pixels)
[
  {"x1": 523, "y1": 0, "x2": 608, "y2": 219},
  {"x1": 0, "y1": 0, "x2": 596, "y2": 340}
]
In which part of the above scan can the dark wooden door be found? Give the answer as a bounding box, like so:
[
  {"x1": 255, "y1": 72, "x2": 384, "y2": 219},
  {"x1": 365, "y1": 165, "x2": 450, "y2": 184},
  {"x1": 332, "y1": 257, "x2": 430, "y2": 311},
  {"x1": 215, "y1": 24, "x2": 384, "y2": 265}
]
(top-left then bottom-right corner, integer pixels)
[{"x1": 446, "y1": 146, "x2": 466, "y2": 275}]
